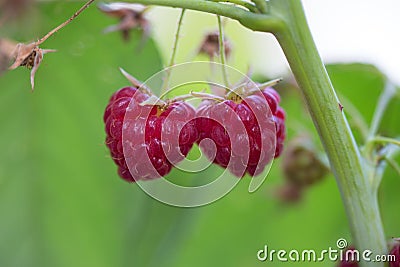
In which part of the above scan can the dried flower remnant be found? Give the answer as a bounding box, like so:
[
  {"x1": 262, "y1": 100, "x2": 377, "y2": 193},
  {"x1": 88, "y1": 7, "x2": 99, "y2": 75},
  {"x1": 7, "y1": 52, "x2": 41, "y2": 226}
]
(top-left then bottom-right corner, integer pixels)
[
  {"x1": 98, "y1": 2, "x2": 151, "y2": 42},
  {"x1": 7, "y1": 0, "x2": 95, "y2": 91},
  {"x1": 0, "y1": 38, "x2": 17, "y2": 75},
  {"x1": 9, "y1": 43, "x2": 56, "y2": 90},
  {"x1": 198, "y1": 31, "x2": 232, "y2": 60}
]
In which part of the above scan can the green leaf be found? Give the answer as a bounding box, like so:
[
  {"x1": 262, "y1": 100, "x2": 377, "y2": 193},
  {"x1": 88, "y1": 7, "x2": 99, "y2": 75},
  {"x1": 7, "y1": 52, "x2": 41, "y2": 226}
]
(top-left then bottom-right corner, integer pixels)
[{"x1": 0, "y1": 3, "x2": 186, "y2": 267}]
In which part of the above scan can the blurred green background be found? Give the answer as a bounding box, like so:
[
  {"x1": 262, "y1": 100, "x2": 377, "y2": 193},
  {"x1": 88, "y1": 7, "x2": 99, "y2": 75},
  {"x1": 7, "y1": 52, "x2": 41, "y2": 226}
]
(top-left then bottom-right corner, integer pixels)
[{"x1": 0, "y1": 2, "x2": 399, "y2": 267}]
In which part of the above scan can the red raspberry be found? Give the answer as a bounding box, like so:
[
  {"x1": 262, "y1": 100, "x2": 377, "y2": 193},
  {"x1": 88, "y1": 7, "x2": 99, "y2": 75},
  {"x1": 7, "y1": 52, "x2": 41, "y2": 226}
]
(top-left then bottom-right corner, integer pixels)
[
  {"x1": 390, "y1": 242, "x2": 400, "y2": 267},
  {"x1": 196, "y1": 88, "x2": 284, "y2": 177},
  {"x1": 104, "y1": 86, "x2": 198, "y2": 182}
]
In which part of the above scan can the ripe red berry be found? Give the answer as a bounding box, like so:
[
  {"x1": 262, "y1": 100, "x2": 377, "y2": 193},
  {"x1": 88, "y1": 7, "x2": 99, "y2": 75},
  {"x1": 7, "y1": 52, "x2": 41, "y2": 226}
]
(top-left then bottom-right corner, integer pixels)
[
  {"x1": 196, "y1": 87, "x2": 284, "y2": 177},
  {"x1": 390, "y1": 242, "x2": 400, "y2": 267},
  {"x1": 104, "y1": 86, "x2": 198, "y2": 182}
]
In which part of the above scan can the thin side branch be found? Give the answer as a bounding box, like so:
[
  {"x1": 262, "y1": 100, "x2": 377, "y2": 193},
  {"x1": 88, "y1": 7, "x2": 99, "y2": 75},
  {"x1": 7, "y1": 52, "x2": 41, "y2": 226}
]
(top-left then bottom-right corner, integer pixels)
[
  {"x1": 384, "y1": 156, "x2": 400, "y2": 178},
  {"x1": 367, "y1": 81, "x2": 397, "y2": 140},
  {"x1": 217, "y1": 15, "x2": 229, "y2": 87},
  {"x1": 370, "y1": 136, "x2": 400, "y2": 147},
  {"x1": 168, "y1": 9, "x2": 186, "y2": 68},
  {"x1": 162, "y1": 8, "x2": 186, "y2": 93},
  {"x1": 123, "y1": 0, "x2": 283, "y2": 32},
  {"x1": 36, "y1": 0, "x2": 95, "y2": 45},
  {"x1": 207, "y1": 0, "x2": 259, "y2": 13},
  {"x1": 250, "y1": 0, "x2": 268, "y2": 13}
]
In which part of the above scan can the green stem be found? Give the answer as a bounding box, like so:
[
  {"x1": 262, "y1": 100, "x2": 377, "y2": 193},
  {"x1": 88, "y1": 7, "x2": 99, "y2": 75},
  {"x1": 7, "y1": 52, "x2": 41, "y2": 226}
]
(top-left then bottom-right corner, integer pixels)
[
  {"x1": 162, "y1": 8, "x2": 186, "y2": 93},
  {"x1": 217, "y1": 15, "x2": 229, "y2": 87},
  {"x1": 269, "y1": 1, "x2": 386, "y2": 265},
  {"x1": 250, "y1": 0, "x2": 268, "y2": 13},
  {"x1": 168, "y1": 9, "x2": 186, "y2": 68},
  {"x1": 384, "y1": 156, "x2": 400, "y2": 177},
  {"x1": 370, "y1": 143, "x2": 399, "y2": 192},
  {"x1": 126, "y1": 0, "x2": 284, "y2": 32},
  {"x1": 367, "y1": 81, "x2": 396, "y2": 140},
  {"x1": 207, "y1": 0, "x2": 259, "y2": 13},
  {"x1": 369, "y1": 136, "x2": 400, "y2": 147}
]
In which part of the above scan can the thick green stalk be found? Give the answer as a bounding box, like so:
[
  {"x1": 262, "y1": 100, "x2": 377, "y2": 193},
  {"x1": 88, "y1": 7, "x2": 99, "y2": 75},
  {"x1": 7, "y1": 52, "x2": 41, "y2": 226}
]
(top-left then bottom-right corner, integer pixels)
[{"x1": 269, "y1": 1, "x2": 386, "y2": 265}]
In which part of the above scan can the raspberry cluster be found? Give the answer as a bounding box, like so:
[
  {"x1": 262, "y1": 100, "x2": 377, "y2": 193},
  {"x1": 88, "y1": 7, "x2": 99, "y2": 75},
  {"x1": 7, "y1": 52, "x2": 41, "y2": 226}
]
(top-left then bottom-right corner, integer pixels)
[
  {"x1": 104, "y1": 86, "x2": 198, "y2": 182},
  {"x1": 104, "y1": 85, "x2": 285, "y2": 181},
  {"x1": 196, "y1": 87, "x2": 285, "y2": 177}
]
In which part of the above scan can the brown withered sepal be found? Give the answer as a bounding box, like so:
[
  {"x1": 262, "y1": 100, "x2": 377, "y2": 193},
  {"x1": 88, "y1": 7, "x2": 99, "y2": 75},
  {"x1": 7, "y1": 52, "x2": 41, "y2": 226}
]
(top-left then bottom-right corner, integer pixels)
[
  {"x1": 98, "y1": 2, "x2": 150, "y2": 42},
  {"x1": 9, "y1": 42, "x2": 55, "y2": 91},
  {"x1": 198, "y1": 31, "x2": 232, "y2": 60}
]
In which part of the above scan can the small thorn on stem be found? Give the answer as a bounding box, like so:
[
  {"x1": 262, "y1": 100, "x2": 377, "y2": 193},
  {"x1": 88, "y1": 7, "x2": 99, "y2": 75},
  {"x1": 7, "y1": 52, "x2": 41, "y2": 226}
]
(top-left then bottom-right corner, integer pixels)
[{"x1": 339, "y1": 102, "x2": 344, "y2": 112}]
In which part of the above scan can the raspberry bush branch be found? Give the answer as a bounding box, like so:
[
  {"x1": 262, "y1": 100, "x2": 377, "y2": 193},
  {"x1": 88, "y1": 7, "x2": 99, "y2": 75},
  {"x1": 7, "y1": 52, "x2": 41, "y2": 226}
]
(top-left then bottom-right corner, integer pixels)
[
  {"x1": 270, "y1": 1, "x2": 386, "y2": 265},
  {"x1": 122, "y1": 0, "x2": 387, "y2": 265}
]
